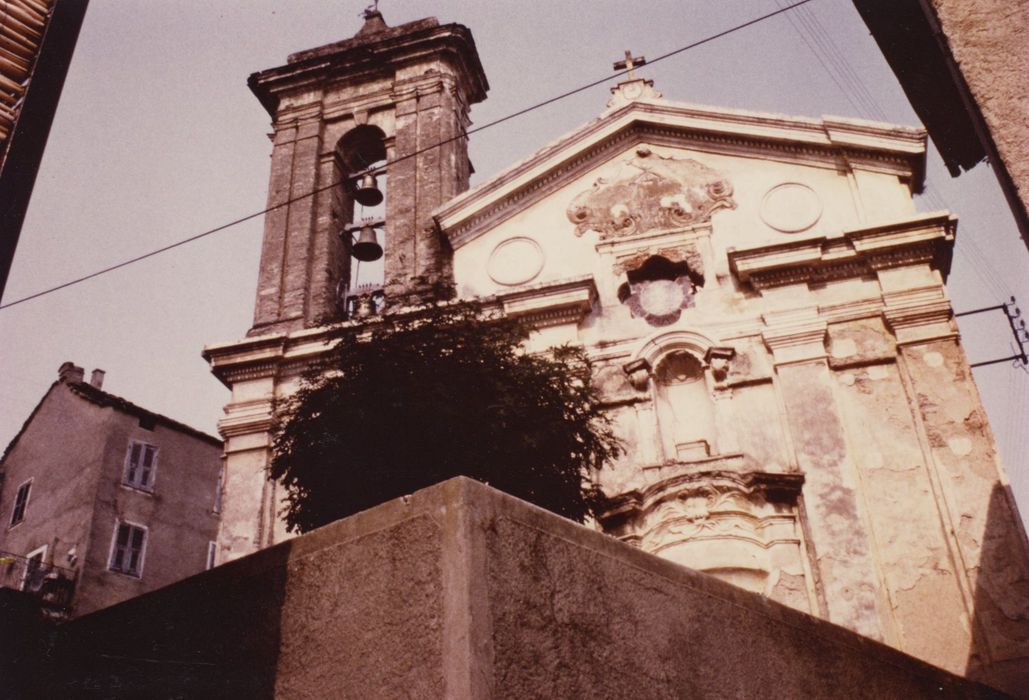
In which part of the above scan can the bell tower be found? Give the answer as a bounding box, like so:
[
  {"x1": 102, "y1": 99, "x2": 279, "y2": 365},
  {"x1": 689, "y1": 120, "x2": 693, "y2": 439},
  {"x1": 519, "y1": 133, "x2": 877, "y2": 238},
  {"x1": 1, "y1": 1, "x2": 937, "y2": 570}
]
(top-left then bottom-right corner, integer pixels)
[
  {"x1": 206, "y1": 11, "x2": 488, "y2": 562},
  {"x1": 247, "y1": 9, "x2": 488, "y2": 334}
]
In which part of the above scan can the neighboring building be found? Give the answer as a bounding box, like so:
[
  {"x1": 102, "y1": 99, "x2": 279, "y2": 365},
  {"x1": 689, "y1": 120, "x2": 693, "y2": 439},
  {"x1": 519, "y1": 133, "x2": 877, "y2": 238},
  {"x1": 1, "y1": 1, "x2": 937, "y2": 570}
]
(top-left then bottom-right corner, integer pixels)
[
  {"x1": 204, "y1": 10, "x2": 1029, "y2": 696},
  {"x1": 0, "y1": 362, "x2": 222, "y2": 618},
  {"x1": 0, "y1": 0, "x2": 90, "y2": 299},
  {"x1": 852, "y1": 0, "x2": 1029, "y2": 252}
]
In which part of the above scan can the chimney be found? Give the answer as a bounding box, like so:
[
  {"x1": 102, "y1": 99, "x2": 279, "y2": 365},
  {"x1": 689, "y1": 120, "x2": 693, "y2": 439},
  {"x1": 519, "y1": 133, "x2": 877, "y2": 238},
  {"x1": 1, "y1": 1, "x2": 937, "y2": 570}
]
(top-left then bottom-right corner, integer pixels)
[
  {"x1": 90, "y1": 369, "x2": 105, "y2": 389},
  {"x1": 58, "y1": 362, "x2": 85, "y2": 384}
]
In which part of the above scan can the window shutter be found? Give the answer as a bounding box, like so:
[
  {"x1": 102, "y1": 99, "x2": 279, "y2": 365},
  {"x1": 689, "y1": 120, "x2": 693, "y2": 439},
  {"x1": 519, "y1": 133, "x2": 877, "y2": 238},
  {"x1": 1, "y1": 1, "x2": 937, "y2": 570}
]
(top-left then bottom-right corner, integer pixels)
[
  {"x1": 140, "y1": 445, "x2": 156, "y2": 487},
  {"x1": 112, "y1": 524, "x2": 129, "y2": 570},
  {"x1": 124, "y1": 442, "x2": 157, "y2": 490},
  {"x1": 11, "y1": 481, "x2": 30, "y2": 524},
  {"x1": 109, "y1": 523, "x2": 146, "y2": 576},
  {"x1": 126, "y1": 443, "x2": 142, "y2": 483}
]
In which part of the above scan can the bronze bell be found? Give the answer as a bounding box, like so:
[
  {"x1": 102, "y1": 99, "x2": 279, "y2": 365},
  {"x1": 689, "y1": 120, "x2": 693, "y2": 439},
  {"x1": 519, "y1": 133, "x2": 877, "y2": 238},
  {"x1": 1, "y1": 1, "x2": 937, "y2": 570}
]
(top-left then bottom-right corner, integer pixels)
[
  {"x1": 352, "y1": 224, "x2": 383, "y2": 262},
  {"x1": 353, "y1": 172, "x2": 384, "y2": 207}
]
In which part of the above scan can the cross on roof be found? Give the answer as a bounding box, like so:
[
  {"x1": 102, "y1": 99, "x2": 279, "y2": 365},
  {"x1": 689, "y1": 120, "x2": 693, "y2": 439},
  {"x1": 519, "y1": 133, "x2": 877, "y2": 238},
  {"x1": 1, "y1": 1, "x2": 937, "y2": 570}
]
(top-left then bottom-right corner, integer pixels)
[{"x1": 613, "y1": 50, "x2": 647, "y2": 80}]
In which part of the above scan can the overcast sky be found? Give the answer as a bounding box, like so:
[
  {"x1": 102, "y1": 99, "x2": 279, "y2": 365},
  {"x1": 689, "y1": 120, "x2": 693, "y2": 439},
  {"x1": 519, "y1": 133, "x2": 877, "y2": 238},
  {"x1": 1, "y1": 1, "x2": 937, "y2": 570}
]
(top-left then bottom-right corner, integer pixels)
[{"x1": 2, "y1": 0, "x2": 1026, "y2": 522}]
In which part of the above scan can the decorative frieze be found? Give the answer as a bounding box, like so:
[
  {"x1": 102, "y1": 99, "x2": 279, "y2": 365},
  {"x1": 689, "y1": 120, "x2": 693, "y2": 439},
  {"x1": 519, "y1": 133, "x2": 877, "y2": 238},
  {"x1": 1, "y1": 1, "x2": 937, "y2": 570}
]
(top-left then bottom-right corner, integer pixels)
[{"x1": 566, "y1": 148, "x2": 735, "y2": 239}]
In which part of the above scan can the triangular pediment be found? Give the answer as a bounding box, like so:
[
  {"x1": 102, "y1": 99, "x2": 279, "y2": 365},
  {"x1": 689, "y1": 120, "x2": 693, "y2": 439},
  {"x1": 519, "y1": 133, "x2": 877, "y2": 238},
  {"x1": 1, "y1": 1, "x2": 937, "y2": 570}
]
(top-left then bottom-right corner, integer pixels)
[{"x1": 434, "y1": 97, "x2": 926, "y2": 249}]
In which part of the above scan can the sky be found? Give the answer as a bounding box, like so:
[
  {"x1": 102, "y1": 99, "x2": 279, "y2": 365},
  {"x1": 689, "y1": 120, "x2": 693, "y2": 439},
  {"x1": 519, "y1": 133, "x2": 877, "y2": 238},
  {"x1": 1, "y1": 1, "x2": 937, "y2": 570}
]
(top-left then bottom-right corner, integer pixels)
[{"x1": 2, "y1": 0, "x2": 1027, "y2": 522}]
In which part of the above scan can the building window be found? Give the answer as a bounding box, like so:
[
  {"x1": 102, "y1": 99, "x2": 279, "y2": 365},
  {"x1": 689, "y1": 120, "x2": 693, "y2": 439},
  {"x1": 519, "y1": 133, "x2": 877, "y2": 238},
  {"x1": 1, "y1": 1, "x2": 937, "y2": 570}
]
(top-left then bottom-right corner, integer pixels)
[
  {"x1": 124, "y1": 441, "x2": 158, "y2": 491},
  {"x1": 206, "y1": 541, "x2": 217, "y2": 570},
  {"x1": 108, "y1": 522, "x2": 147, "y2": 577},
  {"x1": 9, "y1": 479, "x2": 31, "y2": 526},
  {"x1": 213, "y1": 466, "x2": 224, "y2": 514},
  {"x1": 21, "y1": 545, "x2": 47, "y2": 591}
]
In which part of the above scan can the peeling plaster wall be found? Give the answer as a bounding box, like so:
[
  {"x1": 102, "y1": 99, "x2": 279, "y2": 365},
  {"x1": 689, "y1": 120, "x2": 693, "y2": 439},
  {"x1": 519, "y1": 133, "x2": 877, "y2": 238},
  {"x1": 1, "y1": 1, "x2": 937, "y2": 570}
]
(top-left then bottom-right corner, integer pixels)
[
  {"x1": 774, "y1": 360, "x2": 884, "y2": 640},
  {"x1": 900, "y1": 338, "x2": 1029, "y2": 690},
  {"x1": 729, "y1": 381, "x2": 790, "y2": 473},
  {"x1": 834, "y1": 361, "x2": 971, "y2": 672}
]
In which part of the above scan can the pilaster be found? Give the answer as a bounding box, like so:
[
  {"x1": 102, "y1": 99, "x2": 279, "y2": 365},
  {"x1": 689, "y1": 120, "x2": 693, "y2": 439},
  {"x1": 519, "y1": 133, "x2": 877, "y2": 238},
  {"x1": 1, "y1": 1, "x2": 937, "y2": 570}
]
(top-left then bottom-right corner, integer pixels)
[
  {"x1": 763, "y1": 316, "x2": 885, "y2": 640},
  {"x1": 894, "y1": 323, "x2": 1029, "y2": 688}
]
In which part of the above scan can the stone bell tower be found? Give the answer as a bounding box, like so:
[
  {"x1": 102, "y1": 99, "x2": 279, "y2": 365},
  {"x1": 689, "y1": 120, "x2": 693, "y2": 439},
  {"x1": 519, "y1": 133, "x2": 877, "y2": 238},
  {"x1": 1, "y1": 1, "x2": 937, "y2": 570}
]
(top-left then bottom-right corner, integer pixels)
[
  {"x1": 247, "y1": 9, "x2": 488, "y2": 334},
  {"x1": 205, "y1": 11, "x2": 488, "y2": 562}
]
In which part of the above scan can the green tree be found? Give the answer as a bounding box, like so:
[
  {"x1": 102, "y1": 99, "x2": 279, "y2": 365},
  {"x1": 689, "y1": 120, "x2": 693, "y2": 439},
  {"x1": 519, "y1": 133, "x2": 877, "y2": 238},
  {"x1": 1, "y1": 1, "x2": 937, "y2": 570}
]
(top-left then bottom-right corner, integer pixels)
[{"x1": 270, "y1": 302, "x2": 620, "y2": 533}]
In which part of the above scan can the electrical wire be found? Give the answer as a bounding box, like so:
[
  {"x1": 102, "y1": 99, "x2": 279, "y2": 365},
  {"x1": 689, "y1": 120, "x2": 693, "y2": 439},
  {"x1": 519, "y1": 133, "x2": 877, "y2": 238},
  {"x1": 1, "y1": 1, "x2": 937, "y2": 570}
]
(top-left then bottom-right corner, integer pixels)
[
  {"x1": 0, "y1": 0, "x2": 816, "y2": 311},
  {"x1": 771, "y1": 0, "x2": 1014, "y2": 304}
]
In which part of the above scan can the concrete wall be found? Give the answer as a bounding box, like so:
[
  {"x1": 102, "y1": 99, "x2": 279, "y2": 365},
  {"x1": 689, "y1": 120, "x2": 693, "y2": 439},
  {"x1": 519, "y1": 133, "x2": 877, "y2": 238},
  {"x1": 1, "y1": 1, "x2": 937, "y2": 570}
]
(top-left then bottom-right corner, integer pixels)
[{"x1": 44, "y1": 478, "x2": 1008, "y2": 698}]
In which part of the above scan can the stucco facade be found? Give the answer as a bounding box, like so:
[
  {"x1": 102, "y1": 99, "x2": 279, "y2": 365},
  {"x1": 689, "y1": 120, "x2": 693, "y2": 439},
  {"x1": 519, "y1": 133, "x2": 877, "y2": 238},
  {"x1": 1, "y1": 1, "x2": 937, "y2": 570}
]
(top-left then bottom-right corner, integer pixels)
[
  {"x1": 0, "y1": 363, "x2": 222, "y2": 617},
  {"x1": 205, "y1": 13, "x2": 1029, "y2": 696}
]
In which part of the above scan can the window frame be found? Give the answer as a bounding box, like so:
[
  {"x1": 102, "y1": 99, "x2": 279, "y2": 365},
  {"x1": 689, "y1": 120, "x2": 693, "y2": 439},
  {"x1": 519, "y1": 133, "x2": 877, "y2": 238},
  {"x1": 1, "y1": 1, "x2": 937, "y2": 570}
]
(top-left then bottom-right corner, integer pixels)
[
  {"x1": 21, "y1": 544, "x2": 47, "y2": 591},
  {"x1": 206, "y1": 541, "x2": 217, "y2": 570},
  {"x1": 8, "y1": 478, "x2": 32, "y2": 527},
  {"x1": 123, "y1": 440, "x2": 159, "y2": 492},
  {"x1": 107, "y1": 520, "x2": 148, "y2": 578}
]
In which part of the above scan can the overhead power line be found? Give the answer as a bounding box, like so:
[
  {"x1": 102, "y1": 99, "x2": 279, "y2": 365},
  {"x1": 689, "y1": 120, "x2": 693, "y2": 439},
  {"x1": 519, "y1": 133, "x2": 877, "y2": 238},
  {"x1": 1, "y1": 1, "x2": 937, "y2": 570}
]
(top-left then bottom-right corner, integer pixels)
[
  {"x1": 0, "y1": 0, "x2": 816, "y2": 311},
  {"x1": 772, "y1": 0, "x2": 1013, "y2": 302}
]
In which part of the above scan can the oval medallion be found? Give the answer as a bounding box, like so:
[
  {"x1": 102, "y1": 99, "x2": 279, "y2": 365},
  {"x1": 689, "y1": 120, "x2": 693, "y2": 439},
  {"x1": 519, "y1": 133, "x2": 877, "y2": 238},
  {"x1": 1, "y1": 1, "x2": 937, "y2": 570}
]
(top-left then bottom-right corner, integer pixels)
[
  {"x1": 760, "y1": 182, "x2": 822, "y2": 233},
  {"x1": 487, "y1": 237, "x2": 544, "y2": 286}
]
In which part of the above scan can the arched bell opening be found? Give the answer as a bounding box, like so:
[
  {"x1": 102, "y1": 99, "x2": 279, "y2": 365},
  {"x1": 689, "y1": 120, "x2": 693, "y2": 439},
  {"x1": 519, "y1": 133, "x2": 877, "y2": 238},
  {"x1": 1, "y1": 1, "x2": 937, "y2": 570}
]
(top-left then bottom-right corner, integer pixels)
[{"x1": 335, "y1": 125, "x2": 389, "y2": 317}]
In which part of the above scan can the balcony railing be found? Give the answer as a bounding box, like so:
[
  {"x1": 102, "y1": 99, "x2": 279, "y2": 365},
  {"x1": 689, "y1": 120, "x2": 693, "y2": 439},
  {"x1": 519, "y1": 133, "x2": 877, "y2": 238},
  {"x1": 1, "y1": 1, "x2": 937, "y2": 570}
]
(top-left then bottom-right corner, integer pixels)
[{"x1": 0, "y1": 550, "x2": 76, "y2": 615}]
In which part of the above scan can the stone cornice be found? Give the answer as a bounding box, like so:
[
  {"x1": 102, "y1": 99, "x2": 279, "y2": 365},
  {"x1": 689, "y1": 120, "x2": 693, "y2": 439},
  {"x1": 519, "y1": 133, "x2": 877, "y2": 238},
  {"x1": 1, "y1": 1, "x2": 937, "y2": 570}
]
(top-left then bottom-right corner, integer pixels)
[
  {"x1": 728, "y1": 212, "x2": 956, "y2": 290},
  {"x1": 219, "y1": 412, "x2": 275, "y2": 441},
  {"x1": 249, "y1": 20, "x2": 488, "y2": 117},
  {"x1": 206, "y1": 279, "x2": 598, "y2": 387},
  {"x1": 492, "y1": 275, "x2": 597, "y2": 329},
  {"x1": 601, "y1": 469, "x2": 806, "y2": 528},
  {"x1": 434, "y1": 100, "x2": 926, "y2": 249},
  {"x1": 203, "y1": 327, "x2": 336, "y2": 388},
  {"x1": 883, "y1": 298, "x2": 955, "y2": 343}
]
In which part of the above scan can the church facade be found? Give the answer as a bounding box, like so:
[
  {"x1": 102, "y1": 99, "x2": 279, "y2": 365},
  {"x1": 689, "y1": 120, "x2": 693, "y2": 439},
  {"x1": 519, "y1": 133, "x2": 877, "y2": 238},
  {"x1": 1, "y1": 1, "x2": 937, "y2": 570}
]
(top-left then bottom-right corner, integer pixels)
[{"x1": 204, "y1": 11, "x2": 1029, "y2": 693}]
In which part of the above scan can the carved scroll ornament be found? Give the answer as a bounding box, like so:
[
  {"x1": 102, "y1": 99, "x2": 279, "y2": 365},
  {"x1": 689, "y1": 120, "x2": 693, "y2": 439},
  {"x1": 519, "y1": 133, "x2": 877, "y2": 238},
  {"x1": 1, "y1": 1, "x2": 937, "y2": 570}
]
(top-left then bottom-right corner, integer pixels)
[{"x1": 567, "y1": 148, "x2": 735, "y2": 240}]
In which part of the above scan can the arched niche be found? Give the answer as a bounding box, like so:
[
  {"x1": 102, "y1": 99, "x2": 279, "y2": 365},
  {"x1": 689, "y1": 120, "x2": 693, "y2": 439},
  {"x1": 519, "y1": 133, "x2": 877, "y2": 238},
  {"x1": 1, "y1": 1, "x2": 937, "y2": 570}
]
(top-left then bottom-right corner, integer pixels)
[
  {"x1": 626, "y1": 328, "x2": 720, "y2": 461},
  {"x1": 631, "y1": 328, "x2": 718, "y2": 370},
  {"x1": 653, "y1": 350, "x2": 717, "y2": 460}
]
